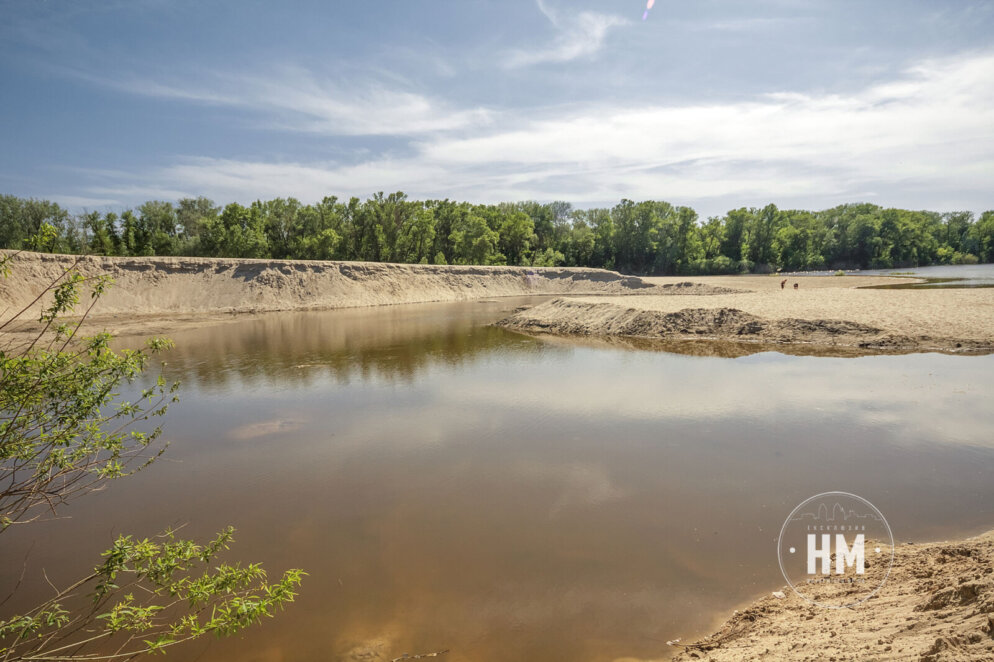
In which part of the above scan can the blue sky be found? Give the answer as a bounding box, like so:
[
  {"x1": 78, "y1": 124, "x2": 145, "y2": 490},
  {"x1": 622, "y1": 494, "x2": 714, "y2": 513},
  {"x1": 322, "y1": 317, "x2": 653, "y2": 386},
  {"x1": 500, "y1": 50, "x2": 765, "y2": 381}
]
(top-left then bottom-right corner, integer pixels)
[{"x1": 1, "y1": 0, "x2": 992, "y2": 218}]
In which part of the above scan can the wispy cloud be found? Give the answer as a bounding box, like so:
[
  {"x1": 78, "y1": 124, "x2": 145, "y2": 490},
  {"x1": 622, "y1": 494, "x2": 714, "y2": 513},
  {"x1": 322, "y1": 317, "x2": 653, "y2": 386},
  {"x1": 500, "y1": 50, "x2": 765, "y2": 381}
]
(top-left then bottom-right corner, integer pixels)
[
  {"x1": 74, "y1": 51, "x2": 994, "y2": 216},
  {"x1": 65, "y1": 65, "x2": 492, "y2": 136},
  {"x1": 502, "y1": 0, "x2": 628, "y2": 68}
]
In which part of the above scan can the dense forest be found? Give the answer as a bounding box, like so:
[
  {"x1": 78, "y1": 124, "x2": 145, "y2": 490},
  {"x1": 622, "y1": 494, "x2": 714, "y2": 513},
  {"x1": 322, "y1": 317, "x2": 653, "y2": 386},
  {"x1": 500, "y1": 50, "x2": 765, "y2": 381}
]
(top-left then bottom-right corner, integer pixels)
[{"x1": 2, "y1": 193, "x2": 992, "y2": 274}]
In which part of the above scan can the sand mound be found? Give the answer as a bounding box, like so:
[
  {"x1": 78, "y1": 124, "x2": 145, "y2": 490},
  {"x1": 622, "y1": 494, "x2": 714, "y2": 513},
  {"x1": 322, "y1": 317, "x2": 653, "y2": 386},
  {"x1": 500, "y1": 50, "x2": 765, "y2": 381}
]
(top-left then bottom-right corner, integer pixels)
[
  {"x1": 496, "y1": 298, "x2": 994, "y2": 354},
  {"x1": 671, "y1": 530, "x2": 994, "y2": 661},
  {"x1": 0, "y1": 251, "x2": 678, "y2": 331},
  {"x1": 650, "y1": 281, "x2": 742, "y2": 296}
]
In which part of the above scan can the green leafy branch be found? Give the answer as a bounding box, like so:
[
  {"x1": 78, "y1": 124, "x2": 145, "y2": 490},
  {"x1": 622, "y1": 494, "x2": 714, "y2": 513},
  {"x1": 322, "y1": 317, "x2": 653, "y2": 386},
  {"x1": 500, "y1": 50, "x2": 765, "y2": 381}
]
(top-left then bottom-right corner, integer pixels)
[
  {"x1": 1, "y1": 258, "x2": 177, "y2": 531},
  {"x1": 0, "y1": 528, "x2": 305, "y2": 661}
]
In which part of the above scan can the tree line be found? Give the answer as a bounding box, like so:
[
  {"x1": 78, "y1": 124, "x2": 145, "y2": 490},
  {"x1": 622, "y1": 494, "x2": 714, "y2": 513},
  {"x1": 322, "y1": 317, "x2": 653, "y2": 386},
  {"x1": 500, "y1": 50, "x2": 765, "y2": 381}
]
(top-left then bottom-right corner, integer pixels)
[{"x1": 2, "y1": 193, "x2": 992, "y2": 274}]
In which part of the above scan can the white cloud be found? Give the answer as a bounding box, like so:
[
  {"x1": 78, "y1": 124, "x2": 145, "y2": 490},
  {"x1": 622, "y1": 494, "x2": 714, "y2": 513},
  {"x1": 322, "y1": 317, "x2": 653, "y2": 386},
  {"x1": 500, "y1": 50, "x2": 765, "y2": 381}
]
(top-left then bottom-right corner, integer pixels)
[
  {"x1": 77, "y1": 51, "x2": 994, "y2": 216},
  {"x1": 502, "y1": 0, "x2": 628, "y2": 68}
]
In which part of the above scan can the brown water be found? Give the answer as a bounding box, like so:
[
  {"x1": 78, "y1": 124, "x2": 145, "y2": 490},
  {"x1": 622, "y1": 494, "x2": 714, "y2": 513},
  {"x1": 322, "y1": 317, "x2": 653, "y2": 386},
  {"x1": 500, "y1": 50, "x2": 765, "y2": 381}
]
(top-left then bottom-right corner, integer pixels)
[{"x1": 4, "y1": 298, "x2": 994, "y2": 662}]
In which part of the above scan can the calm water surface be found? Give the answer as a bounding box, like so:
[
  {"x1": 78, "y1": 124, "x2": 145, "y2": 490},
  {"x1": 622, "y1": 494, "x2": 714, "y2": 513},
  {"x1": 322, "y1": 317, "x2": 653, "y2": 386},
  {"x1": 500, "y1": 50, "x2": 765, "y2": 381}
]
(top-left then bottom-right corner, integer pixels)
[
  {"x1": 858, "y1": 262, "x2": 994, "y2": 288},
  {"x1": 4, "y1": 298, "x2": 994, "y2": 661}
]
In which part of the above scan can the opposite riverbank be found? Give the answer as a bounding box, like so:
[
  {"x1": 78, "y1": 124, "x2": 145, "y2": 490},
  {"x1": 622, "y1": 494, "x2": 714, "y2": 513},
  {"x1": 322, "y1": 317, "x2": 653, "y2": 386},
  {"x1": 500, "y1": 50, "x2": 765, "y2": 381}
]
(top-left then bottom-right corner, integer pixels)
[{"x1": 6, "y1": 251, "x2": 992, "y2": 354}]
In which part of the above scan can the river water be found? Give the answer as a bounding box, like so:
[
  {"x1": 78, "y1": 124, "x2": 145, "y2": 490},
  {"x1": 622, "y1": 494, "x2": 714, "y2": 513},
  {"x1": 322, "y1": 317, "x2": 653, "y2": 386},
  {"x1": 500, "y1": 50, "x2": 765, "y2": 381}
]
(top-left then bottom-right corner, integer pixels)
[
  {"x1": 3, "y1": 298, "x2": 994, "y2": 661},
  {"x1": 805, "y1": 262, "x2": 994, "y2": 288}
]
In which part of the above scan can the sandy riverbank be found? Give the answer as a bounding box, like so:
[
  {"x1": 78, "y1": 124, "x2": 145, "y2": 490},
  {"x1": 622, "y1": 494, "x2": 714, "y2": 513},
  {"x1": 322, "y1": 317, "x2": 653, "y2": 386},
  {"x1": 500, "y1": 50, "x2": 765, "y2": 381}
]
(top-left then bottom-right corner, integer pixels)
[
  {"x1": 668, "y1": 529, "x2": 994, "y2": 661},
  {"x1": 5, "y1": 252, "x2": 992, "y2": 354},
  {"x1": 0, "y1": 251, "x2": 731, "y2": 335},
  {"x1": 497, "y1": 275, "x2": 994, "y2": 355}
]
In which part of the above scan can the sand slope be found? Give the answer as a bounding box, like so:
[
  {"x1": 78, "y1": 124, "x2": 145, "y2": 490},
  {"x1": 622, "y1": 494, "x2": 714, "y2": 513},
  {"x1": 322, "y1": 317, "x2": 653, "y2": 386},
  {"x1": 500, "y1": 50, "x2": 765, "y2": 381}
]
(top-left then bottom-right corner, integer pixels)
[
  {"x1": 670, "y1": 530, "x2": 994, "y2": 661},
  {"x1": 0, "y1": 251, "x2": 698, "y2": 332}
]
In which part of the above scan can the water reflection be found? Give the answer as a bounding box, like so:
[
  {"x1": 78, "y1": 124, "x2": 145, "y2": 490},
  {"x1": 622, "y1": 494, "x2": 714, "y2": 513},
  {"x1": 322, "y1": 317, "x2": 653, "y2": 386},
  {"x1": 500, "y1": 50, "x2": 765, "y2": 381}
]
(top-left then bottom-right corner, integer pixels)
[
  {"x1": 3, "y1": 299, "x2": 994, "y2": 662},
  {"x1": 145, "y1": 299, "x2": 560, "y2": 389}
]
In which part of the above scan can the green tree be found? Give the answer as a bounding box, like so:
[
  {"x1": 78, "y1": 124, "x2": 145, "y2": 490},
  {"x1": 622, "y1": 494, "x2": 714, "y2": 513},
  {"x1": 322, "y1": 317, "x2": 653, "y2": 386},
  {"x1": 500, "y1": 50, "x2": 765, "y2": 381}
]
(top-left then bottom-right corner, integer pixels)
[
  {"x1": 1, "y1": 193, "x2": 990, "y2": 272},
  {"x1": 498, "y1": 211, "x2": 536, "y2": 266},
  {"x1": 972, "y1": 211, "x2": 994, "y2": 263},
  {"x1": 587, "y1": 208, "x2": 616, "y2": 269},
  {"x1": 83, "y1": 211, "x2": 121, "y2": 256},
  {"x1": 700, "y1": 216, "x2": 725, "y2": 260},
  {"x1": 669, "y1": 206, "x2": 703, "y2": 274},
  {"x1": 289, "y1": 197, "x2": 346, "y2": 260},
  {"x1": 0, "y1": 197, "x2": 71, "y2": 252},
  {"x1": 720, "y1": 208, "x2": 752, "y2": 263},
  {"x1": 396, "y1": 207, "x2": 437, "y2": 264},
  {"x1": 514, "y1": 201, "x2": 556, "y2": 252},
  {"x1": 531, "y1": 247, "x2": 564, "y2": 267},
  {"x1": 260, "y1": 197, "x2": 303, "y2": 259},
  {"x1": 24, "y1": 223, "x2": 60, "y2": 253},
  {"x1": 138, "y1": 201, "x2": 179, "y2": 256},
  {"x1": 176, "y1": 197, "x2": 219, "y2": 241},
  {"x1": 118, "y1": 211, "x2": 141, "y2": 256},
  {"x1": 201, "y1": 203, "x2": 269, "y2": 258},
  {"x1": 745, "y1": 204, "x2": 782, "y2": 269},
  {"x1": 612, "y1": 199, "x2": 668, "y2": 274},
  {"x1": 450, "y1": 214, "x2": 499, "y2": 265},
  {"x1": 564, "y1": 217, "x2": 596, "y2": 267}
]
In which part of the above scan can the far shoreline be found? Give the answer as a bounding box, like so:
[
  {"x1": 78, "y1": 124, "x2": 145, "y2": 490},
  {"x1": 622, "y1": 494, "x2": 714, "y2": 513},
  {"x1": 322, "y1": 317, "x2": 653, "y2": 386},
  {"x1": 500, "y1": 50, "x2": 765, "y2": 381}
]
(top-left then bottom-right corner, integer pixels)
[{"x1": 4, "y1": 251, "x2": 992, "y2": 356}]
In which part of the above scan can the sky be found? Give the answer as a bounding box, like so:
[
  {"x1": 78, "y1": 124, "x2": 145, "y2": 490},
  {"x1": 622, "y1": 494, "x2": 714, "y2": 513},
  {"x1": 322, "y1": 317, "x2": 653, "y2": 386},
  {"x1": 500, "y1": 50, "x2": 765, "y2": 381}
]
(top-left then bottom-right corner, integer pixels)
[{"x1": 1, "y1": 0, "x2": 992, "y2": 219}]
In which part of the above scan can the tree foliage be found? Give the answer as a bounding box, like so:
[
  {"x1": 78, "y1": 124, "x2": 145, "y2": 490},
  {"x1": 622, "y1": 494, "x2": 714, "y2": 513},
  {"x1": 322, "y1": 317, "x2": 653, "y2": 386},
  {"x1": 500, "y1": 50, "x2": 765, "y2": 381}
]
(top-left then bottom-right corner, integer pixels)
[
  {"x1": 0, "y1": 527, "x2": 303, "y2": 661},
  {"x1": 2, "y1": 194, "x2": 991, "y2": 275}
]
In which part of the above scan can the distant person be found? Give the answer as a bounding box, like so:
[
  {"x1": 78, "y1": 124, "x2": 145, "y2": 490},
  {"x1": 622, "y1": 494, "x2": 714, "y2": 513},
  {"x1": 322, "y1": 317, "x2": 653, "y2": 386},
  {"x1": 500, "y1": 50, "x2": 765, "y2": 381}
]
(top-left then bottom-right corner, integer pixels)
[
  {"x1": 781, "y1": 279, "x2": 787, "y2": 289},
  {"x1": 793, "y1": 282, "x2": 799, "y2": 290}
]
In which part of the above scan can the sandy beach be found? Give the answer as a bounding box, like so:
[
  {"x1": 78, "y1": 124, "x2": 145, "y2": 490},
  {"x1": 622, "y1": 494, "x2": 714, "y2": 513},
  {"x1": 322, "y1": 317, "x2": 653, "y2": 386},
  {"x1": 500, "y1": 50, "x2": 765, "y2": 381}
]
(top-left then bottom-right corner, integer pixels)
[
  {"x1": 669, "y1": 529, "x2": 994, "y2": 662},
  {"x1": 498, "y1": 275, "x2": 994, "y2": 355}
]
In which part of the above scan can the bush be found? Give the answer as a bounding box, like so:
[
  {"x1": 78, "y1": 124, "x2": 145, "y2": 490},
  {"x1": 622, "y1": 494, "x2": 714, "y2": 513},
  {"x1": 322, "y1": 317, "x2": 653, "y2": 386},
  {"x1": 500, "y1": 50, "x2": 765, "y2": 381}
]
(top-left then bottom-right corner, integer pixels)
[{"x1": 0, "y1": 255, "x2": 303, "y2": 660}]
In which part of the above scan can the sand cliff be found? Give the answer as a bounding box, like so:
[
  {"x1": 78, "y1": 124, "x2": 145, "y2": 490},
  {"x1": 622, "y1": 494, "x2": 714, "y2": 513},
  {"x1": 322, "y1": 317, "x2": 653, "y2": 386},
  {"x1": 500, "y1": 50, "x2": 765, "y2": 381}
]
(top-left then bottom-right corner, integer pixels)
[{"x1": 0, "y1": 251, "x2": 678, "y2": 333}]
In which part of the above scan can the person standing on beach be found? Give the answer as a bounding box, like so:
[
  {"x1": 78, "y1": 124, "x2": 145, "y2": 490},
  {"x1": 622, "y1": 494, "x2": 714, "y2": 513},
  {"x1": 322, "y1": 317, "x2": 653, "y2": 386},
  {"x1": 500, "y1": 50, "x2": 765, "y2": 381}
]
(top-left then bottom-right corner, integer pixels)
[{"x1": 781, "y1": 279, "x2": 787, "y2": 289}]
